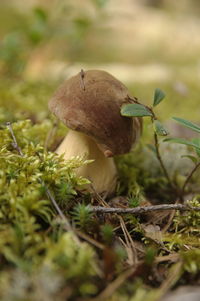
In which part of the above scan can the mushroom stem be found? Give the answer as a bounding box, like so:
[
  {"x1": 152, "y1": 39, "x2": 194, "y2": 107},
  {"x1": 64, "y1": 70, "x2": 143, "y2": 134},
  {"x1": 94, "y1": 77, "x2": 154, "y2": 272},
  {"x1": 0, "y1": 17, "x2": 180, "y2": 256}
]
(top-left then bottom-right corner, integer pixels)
[{"x1": 56, "y1": 130, "x2": 117, "y2": 195}]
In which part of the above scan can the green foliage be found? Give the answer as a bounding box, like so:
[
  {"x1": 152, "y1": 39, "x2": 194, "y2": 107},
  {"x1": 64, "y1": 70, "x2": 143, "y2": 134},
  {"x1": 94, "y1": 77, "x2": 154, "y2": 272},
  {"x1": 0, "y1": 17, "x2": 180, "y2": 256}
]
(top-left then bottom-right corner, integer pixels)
[
  {"x1": 163, "y1": 199, "x2": 200, "y2": 253},
  {"x1": 153, "y1": 88, "x2": 166, "y2": 107},
  {"x1": 0, "y1": 79, "x2": 56, "y2": 123},
  {"x1": 153, "y1": 120, "x2": 168, "y2": 136},
  {"x1": 27, "y1": 7, "x2": 49, "y2": 45},
  {"x1": 1, "y1": 2, "x2": 200, "y2": 299},
  {"x1": 116, "y1": 149, "x2": 145, "y2": 198},
  {"x1": 55, "y1": 181, "x2": 77, "y2": 207},
  {"x1": 121, "y1": 103, "x2": 153, "y2": 117},
  {"x1": 172, "y1": 117, "x2": 200, "y2": 134},
  {"x1": 45, "y1": 233, "x2": 96, "y2": 280},
  {"x1": 128, "y1": 194, "x2": 140, "y2": 208},
  {"x1": 0, "y1": 233, "x2": 97, "y2": 300},
  {"x1": 173, "y1": 198, "x2": 200, "y2": 234},
  {"x1": 0, "y1": 32, "x2": 26, "y2": 76},
  {"x1": 116, "y1": 143, "x2": 193, "y2": 201},
  {"x1": 192, "y1": 138, "x2": 200, "y2": 157},
  {"x1": 0, "y1": 1, "x2": 108, "y2": 77},
  {"x1": 181, "y1": 154, "x2": 198, "y2": 164},
  {"x1": 164, "y1": 137, "x2": 200, "y2": 151},
  {"x1": 0, "y1": 119, "x2": 98, "y2": 298},
  {"x1": 121, "y1": 88, "x2": 166, "y2": 119},
  {"x1": 0, "y1": 90, "x2": 199, "y2": 299},
  {"x1": 72, "y1": 204, "x2": 93, "y2": 230},
  {"x1": 120, "y1": 90, "x2": 200, "y2": 202},
  {"x1": 166, "y1": 117, "x2": 200, "y2": 162},
  {"x1": 181, "y1": 249, "x2": 200, "y2": 274}
]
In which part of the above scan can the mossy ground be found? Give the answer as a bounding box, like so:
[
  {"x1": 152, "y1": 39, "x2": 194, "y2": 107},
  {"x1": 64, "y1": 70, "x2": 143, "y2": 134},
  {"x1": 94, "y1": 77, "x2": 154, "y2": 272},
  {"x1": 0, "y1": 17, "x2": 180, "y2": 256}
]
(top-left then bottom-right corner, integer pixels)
[
  {"x1": 0, "y1": 1, "x2": 200, "y2": 300},
  {"x1": 0, "y1": 75, "x2": 199, "y2": 301}
]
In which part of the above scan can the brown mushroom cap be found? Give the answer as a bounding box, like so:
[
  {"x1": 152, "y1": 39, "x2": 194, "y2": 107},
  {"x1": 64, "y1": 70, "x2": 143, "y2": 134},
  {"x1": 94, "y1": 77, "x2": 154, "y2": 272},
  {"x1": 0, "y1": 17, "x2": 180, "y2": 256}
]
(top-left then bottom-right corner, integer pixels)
[{"x1": 48, "y1": 70, "x2": 141, "y2": 157}]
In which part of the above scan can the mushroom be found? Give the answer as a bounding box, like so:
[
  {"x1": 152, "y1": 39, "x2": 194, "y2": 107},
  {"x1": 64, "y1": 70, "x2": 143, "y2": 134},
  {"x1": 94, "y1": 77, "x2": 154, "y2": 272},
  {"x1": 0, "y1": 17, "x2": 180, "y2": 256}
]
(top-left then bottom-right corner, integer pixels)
[{"x1": 48, "y1": 70, "x2": 142, "y2": 195}]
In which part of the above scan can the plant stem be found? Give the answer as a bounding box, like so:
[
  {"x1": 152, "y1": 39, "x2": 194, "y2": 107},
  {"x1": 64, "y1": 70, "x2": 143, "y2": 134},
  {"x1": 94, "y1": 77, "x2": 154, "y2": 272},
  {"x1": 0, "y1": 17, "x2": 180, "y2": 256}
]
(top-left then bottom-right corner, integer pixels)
[
  {"x1": 154, "y1": 132, "x2": 174, "y2": 190},
  {"x1": 181, "y1": 162, "x2": 200, "y2": 196},
  {"x1": 90, "y1": 204, "x2": 200, "y2": 214},
  {"x1": 40, "y1": 180, "x2": 73, "y2": 232}
]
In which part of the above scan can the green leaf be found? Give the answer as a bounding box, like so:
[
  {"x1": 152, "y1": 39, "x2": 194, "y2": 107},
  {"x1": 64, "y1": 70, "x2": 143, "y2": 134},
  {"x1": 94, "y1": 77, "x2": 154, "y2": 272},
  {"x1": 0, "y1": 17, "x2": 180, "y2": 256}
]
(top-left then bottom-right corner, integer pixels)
[
  {"x1": 192, "y1": 138, "x2": 200, "y2": 157},
  {"x1": 153, "y1": 88, "x2": 166, "y2": 107},
  {"x1": 121, "y1": 103, "x2": 153, "y2": 117},
  {"x1": 181, "y1": 155, "x2": 197, "y2": 164},
  {"x1": 164, "y1": 137, "x2": 200, "y2": 150},
  {"x1": 172, "y1": 117, "x2": 200, "y2": 134},
  {"x1": 153, "y1": 120, "x2": 169, "y2": 136},
  {"x1": 146, "y1": 144, "x2": 156, "y2": 154}
]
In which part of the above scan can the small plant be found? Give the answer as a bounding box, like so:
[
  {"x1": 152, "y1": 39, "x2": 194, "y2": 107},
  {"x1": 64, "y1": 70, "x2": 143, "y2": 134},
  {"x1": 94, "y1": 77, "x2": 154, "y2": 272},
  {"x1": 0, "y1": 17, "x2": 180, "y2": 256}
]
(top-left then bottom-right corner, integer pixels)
[
  {"x1": 121, "y1": 89, "x2": 200, "y2": 202},
  {"x1": 72, "y1": 203, "x2": 93, "y2": 230},
  {"x1": 121, "y1": 89, "x2": 174, "y2": 192},
  {"x1": 165, "y1": 117, "x2": 200, "y2": 195}
]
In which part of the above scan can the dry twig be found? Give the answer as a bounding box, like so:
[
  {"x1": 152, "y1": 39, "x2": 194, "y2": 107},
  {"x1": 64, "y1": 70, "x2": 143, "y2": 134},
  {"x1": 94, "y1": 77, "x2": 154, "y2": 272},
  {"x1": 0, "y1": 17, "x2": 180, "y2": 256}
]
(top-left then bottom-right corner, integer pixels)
[
  {"x1": 90, "y1": 203, "x2": 200, "y2": 214},
  {"x1": 162, "y1": 199, "x2": 179, "y2": 233},
  {"x1": 43, "y1": 182, "x2": 73, "y2": 233},
  {"x1": 6, "y1": 122, "x2": 24, "y2": 156},
  {"x1": 119, "y1": 216, "x2": 138, "y2": 265},
  {"x1": 181, "y1": 162, "x2": 200, "y2": 196}
]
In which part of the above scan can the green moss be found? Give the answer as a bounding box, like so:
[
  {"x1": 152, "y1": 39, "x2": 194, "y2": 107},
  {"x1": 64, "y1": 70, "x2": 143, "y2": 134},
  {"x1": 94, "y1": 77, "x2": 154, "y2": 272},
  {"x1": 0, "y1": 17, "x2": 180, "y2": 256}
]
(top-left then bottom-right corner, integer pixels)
[
  {"x1": 0, "y1": 79, "x2": 57, "y2": 123},
  {"x1": 181, "y1": 249, "x2": 200, "y2": 274},
  {"x1": 0, "y1": 119, "x2": 98, "y2": 299},
  {"x1": 173, "y1": 198, "x2": 200, "y2": 234},
  {"x1": 0, "y1": 73, "x2": 200, "y2": 300},
  {"x1": 0, "y1": 233, "x2": 97, "y2": 300}
]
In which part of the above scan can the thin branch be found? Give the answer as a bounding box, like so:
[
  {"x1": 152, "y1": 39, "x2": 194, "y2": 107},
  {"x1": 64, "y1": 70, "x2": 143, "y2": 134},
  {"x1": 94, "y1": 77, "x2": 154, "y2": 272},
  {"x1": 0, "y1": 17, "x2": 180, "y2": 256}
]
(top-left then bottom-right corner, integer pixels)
[
  {"x1": 90, "y1": 204, "x2": 200, "y2": 214},
  {"x1": 154, "y1": 132, "x2": 175, "y2": 190},
  {"x1": 75, "y1": 229, "x2": 104, "y2": 250},
  {"x1": 40, "y1": 180, "x2": 73, "y2": 233},
  {"x1": 119, "y1": 216, "x2": 138, "y2": 265},
  {"x1": 181, "y1": 162, "x2": 200, "y2": 195},
  {"x1": 126, "y1": 97, "x2": 175, "y2": 193},
  {"x1": 6, "y1": 122, "x2": 24, "y2": 156},
  {"x1": 155, "y1": 253, "x2": 179, "y2": 263},
  {"x1": 162, "y1": 206, "x2": 176, "y2": 233}
]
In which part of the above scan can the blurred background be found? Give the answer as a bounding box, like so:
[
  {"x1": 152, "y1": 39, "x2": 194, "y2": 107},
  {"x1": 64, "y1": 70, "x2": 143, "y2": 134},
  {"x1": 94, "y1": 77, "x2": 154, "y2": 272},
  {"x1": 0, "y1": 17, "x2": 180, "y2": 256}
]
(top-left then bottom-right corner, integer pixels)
[{"x1": 0, "y1": 0, "x2": 200, "y2": 126}]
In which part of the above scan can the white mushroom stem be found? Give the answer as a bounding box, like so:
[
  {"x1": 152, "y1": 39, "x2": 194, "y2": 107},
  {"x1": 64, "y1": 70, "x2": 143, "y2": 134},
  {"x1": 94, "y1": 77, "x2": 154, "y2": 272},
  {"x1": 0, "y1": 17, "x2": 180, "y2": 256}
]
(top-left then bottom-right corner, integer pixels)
[{"x1": 56, "y1": 130, "x2": 117, "y2": 195}]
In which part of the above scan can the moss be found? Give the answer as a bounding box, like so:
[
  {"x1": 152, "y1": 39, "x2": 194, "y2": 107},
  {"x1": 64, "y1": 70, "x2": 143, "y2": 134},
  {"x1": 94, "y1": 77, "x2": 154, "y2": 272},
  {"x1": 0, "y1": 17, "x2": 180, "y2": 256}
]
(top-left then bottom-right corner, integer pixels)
[
  {"x1": 0, "y1": 119, "x2": 98, "y2": 299},
  {"x1": 0, "y1": 79, "x2": 59, "y2": 123},
  {"x1": 173, "y1": 197, "x2": 200, "y2": 234},
  {"x1": 0, "y1": 77, "x2": 200, "y2": 300}
]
